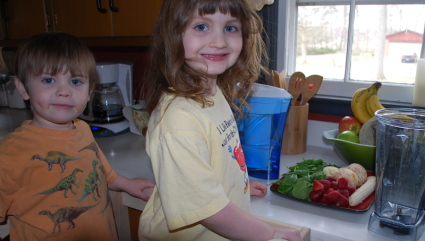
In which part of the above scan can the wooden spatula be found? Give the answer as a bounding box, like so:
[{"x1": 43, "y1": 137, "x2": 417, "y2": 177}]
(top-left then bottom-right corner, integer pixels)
[
  {"x1": 288, "y1": 72, "x2": 306, "y2": 106},
  {"x1": 300, "y1": 75, "x2": 323, "y2": 106},
  {"x1": 278, "y1": 69, "x2": 286, "y2": 90}
]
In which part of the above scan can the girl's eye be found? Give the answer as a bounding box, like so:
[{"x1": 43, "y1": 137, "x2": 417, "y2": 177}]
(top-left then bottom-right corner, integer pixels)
[
  {"x1": 225, "y1": 26, "x2": 238, "y2": 32},
  {"x1": 42, "y1": 78, "x2": 55, "y2": 84},
  {"x1": 195, "y1": 24, "x2": 208, "y2": 31},
  {"x1": 71, "y1": 79, "x2": 83, "y2": 85}
]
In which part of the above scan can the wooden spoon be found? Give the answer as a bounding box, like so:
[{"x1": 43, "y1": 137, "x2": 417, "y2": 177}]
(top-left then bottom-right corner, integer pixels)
[
  {"x1": 300, "y1": 75, "x2": 323, "y2": 106},
  {"x1": 288, "y1": 72, "x2": 306, "y2": 106}
]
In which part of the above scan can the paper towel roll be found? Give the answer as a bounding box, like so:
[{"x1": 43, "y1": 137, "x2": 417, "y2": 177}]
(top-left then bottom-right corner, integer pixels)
[{"x1": 413, "y1": 59, "x2": 425, "y2": 107}]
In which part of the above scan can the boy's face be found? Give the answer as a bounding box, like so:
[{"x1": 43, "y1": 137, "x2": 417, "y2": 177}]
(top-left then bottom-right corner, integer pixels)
[
  {"x1": 182, "y1": 11, "x2": 243, "y2": 81},
  {"x1": 15, "y1": 70, "x2": 91, "y2": 130}
]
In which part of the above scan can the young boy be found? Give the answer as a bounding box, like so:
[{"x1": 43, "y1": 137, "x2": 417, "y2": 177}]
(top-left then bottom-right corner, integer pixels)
[{"x1": 0, "y1": 32, "x2": 155, "y2": 241}]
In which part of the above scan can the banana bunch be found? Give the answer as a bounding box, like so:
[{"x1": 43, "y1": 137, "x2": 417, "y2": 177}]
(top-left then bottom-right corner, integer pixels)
[{"x1": 351, "y1": 82, "x2": 385, "y2": 124}]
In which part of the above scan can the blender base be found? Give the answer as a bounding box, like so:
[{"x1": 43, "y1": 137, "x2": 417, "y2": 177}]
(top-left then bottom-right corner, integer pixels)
[{"x1": 368, "y1": 212, "x2": 425, "y2": 241}]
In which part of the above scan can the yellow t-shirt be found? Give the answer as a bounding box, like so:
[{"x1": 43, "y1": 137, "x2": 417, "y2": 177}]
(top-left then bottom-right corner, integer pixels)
[
  {"x1": 140, "y1": 87, "x2": 251, "y2": 241},
  {"x1": 0, "y1": 119, "x2": 118, "y2": 241}
]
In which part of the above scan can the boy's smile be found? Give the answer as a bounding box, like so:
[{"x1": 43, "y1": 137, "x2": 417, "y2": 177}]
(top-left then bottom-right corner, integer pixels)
[
  {"x1": 183, "y1": 11, "x2": 243, "y2": 84},
  {"x1": 15, "y1": 70, "x2": 91, "y2": 130}
]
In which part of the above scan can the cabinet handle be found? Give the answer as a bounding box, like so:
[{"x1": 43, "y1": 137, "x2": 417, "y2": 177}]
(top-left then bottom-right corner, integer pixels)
[
  {"x1": 96, "y1": 0, "x2": 107, "y2": 13},
  {"x1": 0, "y1": 0, "x2": 10, "y2": 22},
  {"x1": 109, "y1": 0, "x2": 119, "y2": 12}
]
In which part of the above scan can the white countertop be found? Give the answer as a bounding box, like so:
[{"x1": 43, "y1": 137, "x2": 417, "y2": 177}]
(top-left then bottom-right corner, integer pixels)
[{"x1": 1, "y1": 107, "x2": 424, "y2": 241}]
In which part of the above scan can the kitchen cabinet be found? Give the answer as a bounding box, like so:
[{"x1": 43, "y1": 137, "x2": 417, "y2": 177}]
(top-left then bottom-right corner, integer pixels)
[
  {"x1": 1, "y1": 0, "x2": 48, "y2": 39},
  {"x1": 48, "y1": 0, "x2": 162, "y2": 37},
  {"x1": 0, "y1": 0, "x2": 162, "y2": 46}
]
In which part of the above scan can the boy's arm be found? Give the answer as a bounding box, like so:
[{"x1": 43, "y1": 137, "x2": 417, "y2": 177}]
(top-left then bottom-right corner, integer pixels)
[
  {"x1": 108, "y1": 174, "x2": 155, "y2": 201},
  {"x1": 200, "y1": 202, "x2": 303, "y2": 241}
]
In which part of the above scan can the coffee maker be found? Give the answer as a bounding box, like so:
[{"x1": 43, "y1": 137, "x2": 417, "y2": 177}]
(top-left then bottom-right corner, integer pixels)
[{"x1": 80, "y1": 61, "x2": 133, "y2": 137}]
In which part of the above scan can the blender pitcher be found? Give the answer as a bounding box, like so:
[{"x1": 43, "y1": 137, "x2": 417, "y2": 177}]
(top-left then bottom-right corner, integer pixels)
[{"x1": 368, "y1": 108, "x2": 425, "y2": 241}]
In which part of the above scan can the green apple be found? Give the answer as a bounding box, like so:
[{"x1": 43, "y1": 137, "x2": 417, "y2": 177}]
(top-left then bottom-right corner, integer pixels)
[{"x1": 337, "y1": 130, "x2": 360, "y2": 143}]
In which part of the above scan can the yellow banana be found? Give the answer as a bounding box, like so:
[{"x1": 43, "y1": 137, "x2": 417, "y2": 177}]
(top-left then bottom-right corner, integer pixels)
[
  {"x1": 366, "y1": 94, "x2": 385, "y2": 116},
  {"x1": 351, "y1": 88, "x2": 373, "y2": 124},
  {"x1": 365, "y1": 97, "x2": 375, "y2": 117}
]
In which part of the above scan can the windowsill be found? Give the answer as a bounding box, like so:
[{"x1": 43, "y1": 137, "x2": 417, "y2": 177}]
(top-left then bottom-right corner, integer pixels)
[{"x1": 308, "y1": 95, "x2": 424, "y2": 123}]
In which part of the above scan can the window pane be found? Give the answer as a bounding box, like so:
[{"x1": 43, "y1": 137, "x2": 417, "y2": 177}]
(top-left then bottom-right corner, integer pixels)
[
  {"x1": 296, "y1": 5, "x2": 349, "y2": 80},
  {"x1": 351, "y1": 4, "x2": 424, "y2": 84}
]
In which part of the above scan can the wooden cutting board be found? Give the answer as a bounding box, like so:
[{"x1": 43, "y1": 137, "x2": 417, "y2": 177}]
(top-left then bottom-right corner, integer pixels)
[{"x1": 254, "y1": 215, "x2": 311, "y2": 241}]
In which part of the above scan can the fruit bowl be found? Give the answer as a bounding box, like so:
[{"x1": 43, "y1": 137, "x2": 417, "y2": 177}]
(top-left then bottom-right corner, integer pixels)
[{"x1": 323, "y1": 129, "x2": 375, "y2": 171}]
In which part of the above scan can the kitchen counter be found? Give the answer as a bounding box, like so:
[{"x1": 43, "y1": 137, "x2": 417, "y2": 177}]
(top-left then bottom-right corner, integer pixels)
[{"x1": 1, "y1": 107, "x2": 424, "y2": 241}]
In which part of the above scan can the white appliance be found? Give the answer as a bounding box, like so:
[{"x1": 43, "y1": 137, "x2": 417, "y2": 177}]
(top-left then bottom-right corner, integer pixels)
[{"x1": 80, "y1": 61, "x2": 133, "y2": 137}]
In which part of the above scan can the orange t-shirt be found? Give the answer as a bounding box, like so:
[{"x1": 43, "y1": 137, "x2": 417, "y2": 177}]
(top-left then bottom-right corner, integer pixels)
[{"x1": 0, "y1": 119, "x2": 118, "y2": 241}]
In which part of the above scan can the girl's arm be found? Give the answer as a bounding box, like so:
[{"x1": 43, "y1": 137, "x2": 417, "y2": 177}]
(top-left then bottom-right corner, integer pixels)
[
  {"x1": 108, "y1": 174, "x2": 155, "y2": 201},
  {"x1": 200, "y1": 202, "x2": 303, "y2": 241}
]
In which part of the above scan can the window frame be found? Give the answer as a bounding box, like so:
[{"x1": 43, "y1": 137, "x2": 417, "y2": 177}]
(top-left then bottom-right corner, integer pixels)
[{"x1": 277, "y1": 0, "x2": 425, "y2": 104}]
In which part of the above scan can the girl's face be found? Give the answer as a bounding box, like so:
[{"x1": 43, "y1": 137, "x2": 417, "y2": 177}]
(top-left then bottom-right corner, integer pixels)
[
  {"x1": 182, "y1": 10, "x2": 243, "y2": 80},
  {"x1": 15, "y1": 69, "x2": 91, "y2": 130}
]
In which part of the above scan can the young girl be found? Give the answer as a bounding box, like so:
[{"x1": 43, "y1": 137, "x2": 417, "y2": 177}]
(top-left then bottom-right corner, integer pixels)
[{"x1": 139, "y1": 0, "x2": 302, "y2": 240}]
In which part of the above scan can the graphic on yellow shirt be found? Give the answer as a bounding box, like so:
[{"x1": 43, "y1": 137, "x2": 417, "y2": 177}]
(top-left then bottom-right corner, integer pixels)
[
  {"x1": 38, "y1": 202, "x2": 100, "y2": 234},
  {"x1": 77, "y1": 160, "x2": 102, "y2": 202},
  {"x1": 33, "y1": 168, "x2": 83, "y2": 198},
  {"x1": 31, "y1": 151, "x2": 82, "y2": 173},
  {"x1": 229, "y1": 139, "x2": 249, "y2": 193}
]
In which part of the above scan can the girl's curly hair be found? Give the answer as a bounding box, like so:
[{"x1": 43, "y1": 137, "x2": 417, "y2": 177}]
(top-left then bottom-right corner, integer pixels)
[{"x1": 141, "y1": 0, "x2": 268, "y2": 116}]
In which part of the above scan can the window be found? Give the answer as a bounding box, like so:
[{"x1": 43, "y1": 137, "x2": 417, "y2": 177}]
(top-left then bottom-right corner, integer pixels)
[{"x1": 277, "y1": 0, "x2": 425, "y2": 104}]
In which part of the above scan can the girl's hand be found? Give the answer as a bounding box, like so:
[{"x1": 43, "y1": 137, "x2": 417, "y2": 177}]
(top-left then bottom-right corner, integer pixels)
[
  {"x1": 273, "y1": 226, "x2": 303, "y2": 241},
  {"x1": 249, "y1": 180, "x2": 267, "y2": 197}
]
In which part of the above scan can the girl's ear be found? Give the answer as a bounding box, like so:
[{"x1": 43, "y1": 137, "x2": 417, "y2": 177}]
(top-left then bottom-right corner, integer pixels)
[{"x1": 14, "y1": 76, "x2": 30, "y2": 100}]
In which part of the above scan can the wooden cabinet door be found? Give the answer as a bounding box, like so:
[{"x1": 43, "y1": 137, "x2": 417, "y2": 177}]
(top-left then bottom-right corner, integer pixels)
[
  {"x1": 50, "y1": 0, "x2": 113, "y2": 37},
  {"x1": 112, "y1": 0, "x2": 162, "y2": 37},
  {"x1": 3, "y1": 0, "x2": 47, "y2": 39}
]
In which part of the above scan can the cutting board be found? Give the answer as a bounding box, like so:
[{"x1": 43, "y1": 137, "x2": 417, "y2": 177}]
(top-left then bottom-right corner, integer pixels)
[{"x1": 254, "y1": 215, "x2": 311, "y2": 241}]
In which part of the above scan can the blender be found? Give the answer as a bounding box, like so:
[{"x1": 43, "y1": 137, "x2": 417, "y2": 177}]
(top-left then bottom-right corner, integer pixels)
[
  {"x1": 80, "y1": 61, "x2": 133, "y2": 137},
  {"x1": 368, "y1": 108, "x2": 425, "y2": 240}
]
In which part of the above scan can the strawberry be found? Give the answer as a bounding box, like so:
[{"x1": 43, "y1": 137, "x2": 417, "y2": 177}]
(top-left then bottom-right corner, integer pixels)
[
  {"x1": 347, "y1": 187, "x2": 356, "y2": 195},
  {"x1": 338, "y1": 177, "x2": 349, "y2": 189},
  {"x1": 335, "y1": 195, "x2": 349, "y2": 208},
  {"x1": 318, "y1": 179, "x2": 331, "y2": 190},
  {"x1": 309, "y1": 190, "x2": 324, "y2": 202},
  {"x1": 320, "y1": 195, "x2": 331, "y2": 205},
  {"x1": 313, "y1": 180, "x2": 324, "y2": 191},
  {"x1": 326, "y1": 176, "x2": 337, "y2": 182},
  {"x1": 339, "y1": 189, "x2": 349, "y2": 198},
  {"x1": 331, "y1": 181, "x2": 339, "y2": 190},
  {"x1": 325, "y1": 187, "x2": 334, "y2": 194},
  {"x1": 326, "y1": 190, "x2": 341, "y2": 203}
]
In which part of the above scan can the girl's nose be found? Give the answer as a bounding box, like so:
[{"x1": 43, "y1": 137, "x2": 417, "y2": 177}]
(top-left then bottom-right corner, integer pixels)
[{"x1": 209, "y1": 31, "x2": 227, "y2": 49}]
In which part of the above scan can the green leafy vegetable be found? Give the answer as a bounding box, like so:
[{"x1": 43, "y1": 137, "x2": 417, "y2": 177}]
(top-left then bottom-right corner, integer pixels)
[{"x1": 271, "y1": 158, "x2": 338, "y2": 200}]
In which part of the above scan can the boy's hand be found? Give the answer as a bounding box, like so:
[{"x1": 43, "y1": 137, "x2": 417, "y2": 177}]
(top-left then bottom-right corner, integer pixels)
[
  {"x1": 108, "y1": 175, "x2": 155, "y2": 201},
  {"x1": 124, "y1": 178, "x2": 156, "y2": 201},
  {"x1": 249, "y1": 180, "x2": 267, "y2": 197}
]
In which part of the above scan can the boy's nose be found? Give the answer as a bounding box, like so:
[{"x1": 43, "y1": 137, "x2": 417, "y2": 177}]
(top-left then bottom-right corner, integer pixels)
[
  {"x1": 209, "y1": 31, "x2": 227, "y2": 49},
  {"x1": 56, "y1": 85, "x2": 71, "y2": 97}
]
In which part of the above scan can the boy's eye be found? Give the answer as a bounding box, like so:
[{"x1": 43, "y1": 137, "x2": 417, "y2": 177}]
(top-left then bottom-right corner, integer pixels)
[
  {"x1": 224, "y1": 25, "x2": 238, "y2": 32},
  {"x1": 42, "y1": 78, "x2": 55, "y2": 84},
  {"x1": 195, "y1": 24, "x2": 208, "y2": 31},
  {"x1": 71, "y1": 79, "x2": 83, "y2": 85}
]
